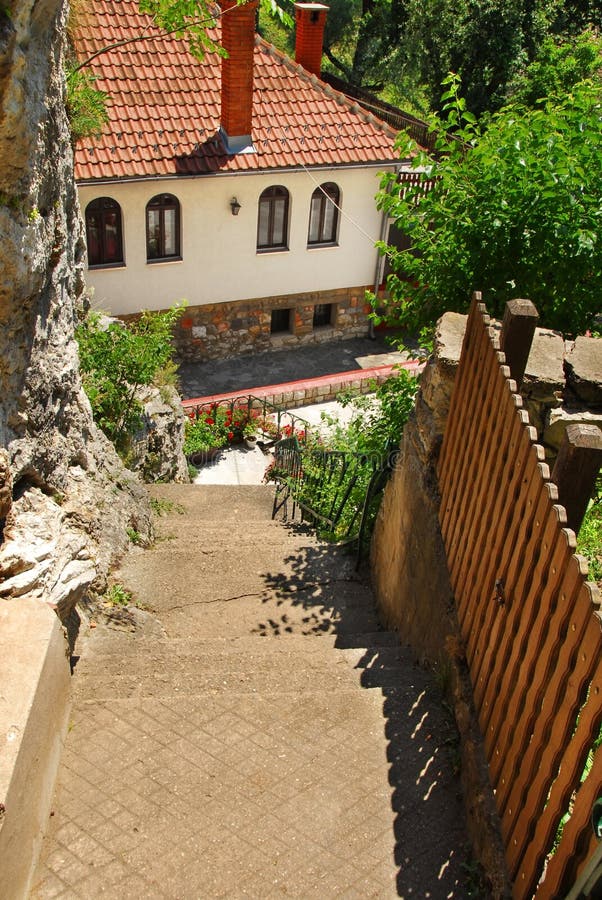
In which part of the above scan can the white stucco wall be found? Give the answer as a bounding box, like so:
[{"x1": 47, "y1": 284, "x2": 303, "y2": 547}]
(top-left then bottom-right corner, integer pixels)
[{"x1": 77, "y1": 165, "x2": 396, "y2": 315}]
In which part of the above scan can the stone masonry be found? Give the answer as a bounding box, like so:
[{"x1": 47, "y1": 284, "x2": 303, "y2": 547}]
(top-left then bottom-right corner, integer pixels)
[{"x1": 165, "y1": 286, "x2": 372, "y2": 362}]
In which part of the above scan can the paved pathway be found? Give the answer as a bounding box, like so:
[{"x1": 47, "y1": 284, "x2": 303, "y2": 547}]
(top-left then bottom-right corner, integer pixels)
[
  {"x1": 32, "y1": 485, "x2": 470, "y2": 898},
  {"x1": 178, "y1": 336, "x2": 410, "y2": 400}
]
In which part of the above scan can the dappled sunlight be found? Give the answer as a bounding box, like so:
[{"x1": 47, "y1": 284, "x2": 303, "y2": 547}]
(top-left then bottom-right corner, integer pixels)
[{"x1": 256, "y1": 531, "x2": 471, "y2": 896}]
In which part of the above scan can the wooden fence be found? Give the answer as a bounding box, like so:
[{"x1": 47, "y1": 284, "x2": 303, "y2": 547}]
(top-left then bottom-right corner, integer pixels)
[{"x1": 437, "y1": 294, "x2": 602, "y2": 898}]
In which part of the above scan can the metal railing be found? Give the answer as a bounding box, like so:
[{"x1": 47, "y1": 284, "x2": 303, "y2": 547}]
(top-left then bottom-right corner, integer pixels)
[
  {"x1": 185, "y1": 394, "x2": 312, "y2": 447},
  {"x1": 269, "y1": 435, "x2": 400, "y2": 564}
]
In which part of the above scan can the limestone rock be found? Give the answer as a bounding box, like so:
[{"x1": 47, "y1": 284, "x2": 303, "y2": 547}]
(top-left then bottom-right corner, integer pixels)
[
  {"x1": 0, "y1": 0, "x2": 152, "y2": 619},
  {"x1": 0, "y1": 488, "x2": 96, "y2": 619},
  {"x1": 129, "y1": 385, "x2": 190, "y2": 483},
  {"x1": 544, "y1": 407, "x2": 602, "y2": 455},
  {"x1": 0, "y1": 449, "x2": 11, "y2": 523},
  {"x1": 565, "y1": 335, "x2": 602, "y2": 408}
]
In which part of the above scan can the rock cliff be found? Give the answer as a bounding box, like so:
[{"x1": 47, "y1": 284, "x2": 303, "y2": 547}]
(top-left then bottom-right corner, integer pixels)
[{"x1": 0, "y1": 0, "x2": 151, "y2": 620}]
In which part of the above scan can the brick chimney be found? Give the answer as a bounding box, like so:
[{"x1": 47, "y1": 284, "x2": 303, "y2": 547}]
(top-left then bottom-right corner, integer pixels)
[
  {"x1": 294, "y1": 3, "x2": 328, "y2": 77},
  {"x1": 220, "y1": 0, "x2": 258, "y2": 154}
]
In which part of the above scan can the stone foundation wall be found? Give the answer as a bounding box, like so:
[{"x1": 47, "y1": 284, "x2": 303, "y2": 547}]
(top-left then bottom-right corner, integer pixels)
[{"x1": 164, "y1": 286, "x2": 372, "y2": 362}]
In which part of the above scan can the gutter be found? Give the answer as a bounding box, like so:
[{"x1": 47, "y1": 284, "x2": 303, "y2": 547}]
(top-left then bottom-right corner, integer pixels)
[
  {"x1": 370, "y1": 163, "x2": 402, "y2": 339},
  {"x1": 75, "y1": 160, "x2": 401, "y2": 188}
]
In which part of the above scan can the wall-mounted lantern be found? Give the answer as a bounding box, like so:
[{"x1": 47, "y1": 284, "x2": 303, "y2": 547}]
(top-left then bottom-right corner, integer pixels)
[{"x1": 230, "y1": 197, "x2": 241, "y2": 216}]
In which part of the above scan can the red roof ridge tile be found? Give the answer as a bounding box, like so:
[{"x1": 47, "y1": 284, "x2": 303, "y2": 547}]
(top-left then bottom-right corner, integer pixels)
[{"x1": 254, "y1": 33, "x2": 399, "y2": 143}]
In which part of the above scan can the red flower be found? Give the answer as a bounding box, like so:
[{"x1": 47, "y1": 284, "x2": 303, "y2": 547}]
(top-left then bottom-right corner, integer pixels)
[
  {"x1": 227, "y1": 431, "x2": 234, "y2": 440},
  {"x1": 205, "y1": 417, "x2": 214, "y2": 425}
]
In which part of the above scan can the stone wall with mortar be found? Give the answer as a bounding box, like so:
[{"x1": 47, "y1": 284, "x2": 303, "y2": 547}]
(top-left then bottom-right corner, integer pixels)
[
  {"x1": 163, "y1": 286, "x2": 372, "y2": 362},
  {"x1": 370, "y1": 312, "x2": 601, "y2": 897}
]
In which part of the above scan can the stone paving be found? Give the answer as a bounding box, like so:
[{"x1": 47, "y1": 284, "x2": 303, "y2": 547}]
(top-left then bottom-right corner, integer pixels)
[
  {"x1": 177, "y1": 335, "x2": 413, "y2": 400},
  {"x1": 31, "y1": 485, "x2": 470, "y2": 898}
]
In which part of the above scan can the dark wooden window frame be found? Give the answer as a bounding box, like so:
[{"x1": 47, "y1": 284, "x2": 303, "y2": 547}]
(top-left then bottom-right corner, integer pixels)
[
  {"x1": 312, "y1": 303, "x2": 334, "y2": 328},
  {"x1": 146, "y1": 193, "x2": 181, "y2": 262},
  {"x1": 85, "y1": 197, "x2": 124, "y2": 268},
  {"x1": 257, "y1": 186, "x2": 290, "y2": 251},
  {"x1": 307, "y1": 182, "x2": 340, "y2": 246},
  {"x1": 270, "y1": 307, "x2": 292, "y2": 334}
]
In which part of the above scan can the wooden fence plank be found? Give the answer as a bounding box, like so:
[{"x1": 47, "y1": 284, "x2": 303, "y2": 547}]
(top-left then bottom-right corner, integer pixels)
[
  {"x1": 435, "y1": 294, "x2": 602, "y2": 897},
  {"x1": 537, "y1": 737, "x2": 602, "y2": 899},
  {"x1": 457, "y1": 388, "x2": 526, "y2": 673},
  {"x1": 524, "y1": 608, "x2": 602, "y2": 899},
  {"x1": 485, "y1": 506, "x2": 572, "y2": 782},
  {"x1": 438, "y1": 293, "x2": 485, "y2": 497},
  {"x1": 440, "y1": 315, "x2": 497, "y2": 559},
  {"x1": 496, "y1": 550, "x2": 590, "y2": 821},
  {"x1": 447, "y1": 351, "x2": 510, "y2": 638},
  {"x1": 439, "y1": 302, "x2": 494, "y2": 550},
  {"x1": 473, "y1": 469, "x2": 553, "y2": 727},
  {"x1": 452, "y1": 357, "x2": 514, "y2": 601},
  {"x1": 438, "y1": 296, "x2": 487, "y2": 526},
  {"x1": 469, "y1": 431, "x2": 542, "y2": 704},
  {"x1": 502, "y1": 571, "x2": 600, "y2": 875}
]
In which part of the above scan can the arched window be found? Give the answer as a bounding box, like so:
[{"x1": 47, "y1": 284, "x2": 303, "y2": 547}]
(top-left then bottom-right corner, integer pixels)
[
  {"x1": 85, "y1": 197, "x2": 124, "y2": 267},
  {"x1": 308, "y1": 182, "x2": 340, "y2": 246},
  {"x1": 257, "y1": 186, "x2": 289, "y2": 251},
  {"x1": 146, "y1": 193, "x2": 181, "y2": 261}
]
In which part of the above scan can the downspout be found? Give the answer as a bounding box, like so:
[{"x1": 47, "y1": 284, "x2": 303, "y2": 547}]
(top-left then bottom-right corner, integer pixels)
[{"x1": 370, "y1": 163, "x2": 401, "y2": 339}]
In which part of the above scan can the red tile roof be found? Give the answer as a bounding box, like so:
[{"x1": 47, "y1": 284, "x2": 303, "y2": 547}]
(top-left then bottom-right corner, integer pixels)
[{"x1": 73, "y1": 0, "x2": 402, "y2": 182}]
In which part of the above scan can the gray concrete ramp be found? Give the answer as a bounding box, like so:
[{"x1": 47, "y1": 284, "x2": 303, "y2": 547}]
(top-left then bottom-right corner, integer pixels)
[{"x1": 31, "y1": 484, "x2": 470, "y2": 898}]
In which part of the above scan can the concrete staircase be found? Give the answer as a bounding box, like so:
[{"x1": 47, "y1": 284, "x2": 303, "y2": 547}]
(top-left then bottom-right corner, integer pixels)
[{"x1": 31, "y1": 484, "x2": 469, "y2": 899}]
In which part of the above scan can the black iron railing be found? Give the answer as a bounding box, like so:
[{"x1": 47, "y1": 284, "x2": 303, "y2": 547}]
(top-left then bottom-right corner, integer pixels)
[
  {"x1": 184, "y1": 394, "x2": 312, "y2": 447},
  {"x1": 269, "y1": 435, "x2": 400, "y2": 564}
]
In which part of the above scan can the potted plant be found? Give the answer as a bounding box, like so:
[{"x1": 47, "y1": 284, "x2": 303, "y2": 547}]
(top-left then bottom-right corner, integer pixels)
[
  {"x1": 243, "y1": 421, "x2": 258, "y2": 449},
  {"x1": 183, "y1": 414, "x2": 227, "y2": 465}
]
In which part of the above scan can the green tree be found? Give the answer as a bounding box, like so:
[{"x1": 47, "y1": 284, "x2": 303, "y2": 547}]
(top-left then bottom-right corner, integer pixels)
[
  {"x1": 72, "y1": 0, "x2": 292, "y2": 76},
  {"x1": 507, "y1": 28, "x2": 602, "y2": 107},
  {"x1": 399, "y1": 0, "x2": 601, "y2": 117},
  {"x1": 320, "y1": 0, "x2": 410, "y2": 89},
  {"x1": 376, "y1": 74, "x2": 602, "y2": 338}
]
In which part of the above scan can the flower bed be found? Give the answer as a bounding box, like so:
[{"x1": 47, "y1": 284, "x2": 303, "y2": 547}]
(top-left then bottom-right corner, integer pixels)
[{"x1": 184, "y1": 403, "x2": 260, "y2": 464}]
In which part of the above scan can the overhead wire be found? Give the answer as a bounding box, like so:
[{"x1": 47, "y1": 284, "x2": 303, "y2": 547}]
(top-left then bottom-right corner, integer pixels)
[{"x1": 255, "y1": 89, "x2": 395, "y2": 248}]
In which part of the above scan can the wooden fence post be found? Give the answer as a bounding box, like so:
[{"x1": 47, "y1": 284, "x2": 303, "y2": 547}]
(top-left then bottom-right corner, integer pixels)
[
  {"x1": 499, "y1": 299, "x2": 539, "y2": 390},
  {"x1": 551, "y1": 423, "x2": 602, "y2": 534}
]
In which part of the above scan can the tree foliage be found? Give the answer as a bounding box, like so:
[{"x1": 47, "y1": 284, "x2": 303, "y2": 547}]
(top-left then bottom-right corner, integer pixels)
[
  {"x1": 65, "y1": 67, "x2": 109, "y2": 142},
  {"x1": 138, "y1": 0, "x2": 292, "y2": 58},
  {"x1": 315, "y1": 0, "x2": 601, "y2": 118},
  {"x1": 376, "y1": 74, "x2": 602, "y2": 338},
  {"x1": 507, "y1": 28, "x2": 602, "y2": 107}
]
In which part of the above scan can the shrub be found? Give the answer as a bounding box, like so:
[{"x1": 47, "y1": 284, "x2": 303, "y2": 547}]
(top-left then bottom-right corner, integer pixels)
[{"x1": 76, "y1": 304, "x2": 184, "y2": 454}]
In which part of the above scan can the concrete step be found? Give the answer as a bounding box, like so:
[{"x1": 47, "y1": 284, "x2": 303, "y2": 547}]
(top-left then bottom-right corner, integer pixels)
[
  {"x1": 82, "y1": 630, "x2": 402, "y2": 657},
  {"x1": 73, "y1": 660, "x2": 408, "y2": 700},
  {"x1": 148, "y1": 483, "x2": 275, "y2": 523},
  {"x1": 77, "y1": 640, "x2": 409, "y2": 673}
]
